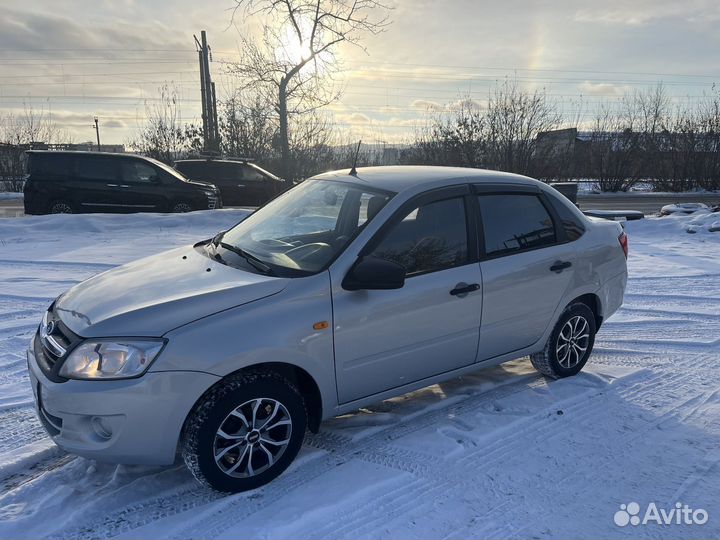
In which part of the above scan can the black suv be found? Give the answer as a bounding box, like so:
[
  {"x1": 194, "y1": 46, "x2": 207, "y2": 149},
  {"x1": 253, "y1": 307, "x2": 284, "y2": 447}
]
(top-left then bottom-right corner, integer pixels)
[
  {"x1": 174, "y1": 158, "x2": 287, "y2": 206},
  {"x1": 24, "y1": 151, "x2": 222, "y2": 215}
]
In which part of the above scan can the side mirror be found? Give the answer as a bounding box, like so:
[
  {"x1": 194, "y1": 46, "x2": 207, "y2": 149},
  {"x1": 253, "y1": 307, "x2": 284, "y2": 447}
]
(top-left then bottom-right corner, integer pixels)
[{"x1": 342, "y1": 256, "x2": 406, "y2": 291}]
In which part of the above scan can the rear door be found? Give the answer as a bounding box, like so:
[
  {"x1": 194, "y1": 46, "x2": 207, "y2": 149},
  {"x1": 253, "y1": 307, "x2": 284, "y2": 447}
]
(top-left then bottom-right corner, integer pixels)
[
  {"x1": 74, "y1": 155, "x2": 122, "y2": 212},
  {"x1": 476, "y1": 186, "x2": 576, "y2": 360}
]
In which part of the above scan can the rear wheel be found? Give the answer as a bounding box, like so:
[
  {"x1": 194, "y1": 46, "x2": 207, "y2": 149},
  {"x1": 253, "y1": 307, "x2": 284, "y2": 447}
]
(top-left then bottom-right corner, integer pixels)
[
  {"x1": 49, "y1": 200, "x2": 74, "y2": 214},
  {"x1": 530, "y1": 302, "x2": 596, "y2": 378},
  {"x1": 181, "y1": 371, "x2": 307, "y2": 493}
]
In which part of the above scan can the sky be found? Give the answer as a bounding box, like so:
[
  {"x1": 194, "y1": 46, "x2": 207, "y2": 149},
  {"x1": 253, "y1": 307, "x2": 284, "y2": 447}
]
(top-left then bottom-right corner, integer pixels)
[{"x1": 2, "y1": 0, "x2": 720, "y2": 145}]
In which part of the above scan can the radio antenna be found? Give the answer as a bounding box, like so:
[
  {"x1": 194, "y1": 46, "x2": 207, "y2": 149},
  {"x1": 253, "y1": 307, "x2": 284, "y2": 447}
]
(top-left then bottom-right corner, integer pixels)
[{"x1": 349, "y1": 140, "x2": 362, "y2": 176}]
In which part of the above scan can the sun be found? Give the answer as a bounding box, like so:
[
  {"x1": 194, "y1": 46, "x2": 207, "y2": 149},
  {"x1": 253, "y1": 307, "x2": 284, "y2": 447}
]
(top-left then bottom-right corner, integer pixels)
[{"x1": 276, "y1": 21, "x2": 313, "y2": 65}]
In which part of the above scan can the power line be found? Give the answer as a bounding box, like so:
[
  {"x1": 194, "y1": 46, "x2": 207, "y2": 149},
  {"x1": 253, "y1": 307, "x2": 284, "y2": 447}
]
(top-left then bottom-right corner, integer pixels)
[{"x1": 0, "y1": 70, "x2": 199, "y2": 80}]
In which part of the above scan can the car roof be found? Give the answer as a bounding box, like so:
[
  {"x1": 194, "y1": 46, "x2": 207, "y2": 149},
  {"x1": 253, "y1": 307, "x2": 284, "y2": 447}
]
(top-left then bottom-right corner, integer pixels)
[
  {"x1": 26, "y1": 150, "x2": 138, "y2": 159},
  {"x1": 311, "y1": 166, "x2": 539, "y2": 193},
  {"x1": 175, "y1": 159, "x2": 251, "y2": 164}
]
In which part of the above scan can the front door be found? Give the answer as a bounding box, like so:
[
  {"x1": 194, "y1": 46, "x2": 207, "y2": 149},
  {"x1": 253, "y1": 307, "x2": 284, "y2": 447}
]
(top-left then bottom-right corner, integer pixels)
[
  {"x1": 475, "y1": 191, "x2": 576, "y2": 360},
  {"x1": 116, "y1": 160, "x2": 166, "y2": 212},
  {"x1": 333, "y1": 193, "x2": 482, "y2": 404},
  {"x1": 240, "y1": 165, "x2": 272, "y2": 206}
]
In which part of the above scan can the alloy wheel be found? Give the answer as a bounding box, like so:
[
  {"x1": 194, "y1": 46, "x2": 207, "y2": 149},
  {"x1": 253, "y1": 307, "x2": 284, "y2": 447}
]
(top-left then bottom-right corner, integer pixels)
[
  {"x1": 213, "y1": 398, "x2": 293, "y2": 478},
  {"x1": 51, "y1": 202, "x2": 73, "y2": 214},
  {"x1": 555, "y1": 315, "x2": 590, "y2": 369},
  {"x1": 173, "y1": 202, "x2": 193, "y2": 213}
]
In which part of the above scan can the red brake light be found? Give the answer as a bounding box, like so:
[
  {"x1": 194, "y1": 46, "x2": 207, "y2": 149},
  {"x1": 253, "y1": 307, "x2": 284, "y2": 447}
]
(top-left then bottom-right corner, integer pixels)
[{"x1": 618, "y1": 231, "x2": 628, "y2": 259}]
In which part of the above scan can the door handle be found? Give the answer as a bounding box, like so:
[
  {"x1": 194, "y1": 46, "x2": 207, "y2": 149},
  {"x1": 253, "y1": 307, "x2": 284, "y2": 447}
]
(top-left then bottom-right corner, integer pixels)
[
  {"x1": 550, "y1": 260, "x2": 572, "y2": 273},
  {"x1": 450, "y1": 282, "x2": 480, "y2": 297},
  {"x1": 119, "y1": 184, "x2": 130, "y2": 188},
  {"x1": 237, "y1": 184, "x2": 246, "y2": 188},
  {"x1": 106, "y1": 183, "x2": 118, "y2": 187}
]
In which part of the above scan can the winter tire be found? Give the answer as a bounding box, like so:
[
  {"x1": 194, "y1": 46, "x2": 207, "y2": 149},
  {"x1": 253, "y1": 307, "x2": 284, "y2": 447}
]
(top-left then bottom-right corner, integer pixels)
[
  {"x1": 172, "y1": 201, "x2": 194, "y2": 213},
  {"x1": 49, "y1": 200, "x2": 74, "y2": 214},
  {"x1": 530, "y1": 302, "x2": 596, "y2": 378},
  {"x1": 181, "y1": 370, "x2": 307, "y2": 493}
]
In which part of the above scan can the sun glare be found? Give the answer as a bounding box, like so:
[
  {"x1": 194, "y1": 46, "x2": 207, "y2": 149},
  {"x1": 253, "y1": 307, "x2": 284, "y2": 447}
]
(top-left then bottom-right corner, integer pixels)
[{"x1": 276, "y1": 22, "x2": 313, "y2": 65}]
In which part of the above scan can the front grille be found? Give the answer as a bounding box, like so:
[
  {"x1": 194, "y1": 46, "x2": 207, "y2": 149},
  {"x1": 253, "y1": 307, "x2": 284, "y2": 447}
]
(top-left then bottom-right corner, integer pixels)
[
  {"x1": 207, "y1": 194, "x2": 220, "y2": 209},
  {"x1": 34, "y1": 308, "x2": 79, "y2": 382}
]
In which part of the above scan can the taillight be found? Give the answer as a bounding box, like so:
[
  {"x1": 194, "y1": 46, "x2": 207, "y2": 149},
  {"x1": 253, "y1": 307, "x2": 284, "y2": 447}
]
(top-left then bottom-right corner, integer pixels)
[{"x1": 618, "y1": 231, "x2": 628, "y2": 259}]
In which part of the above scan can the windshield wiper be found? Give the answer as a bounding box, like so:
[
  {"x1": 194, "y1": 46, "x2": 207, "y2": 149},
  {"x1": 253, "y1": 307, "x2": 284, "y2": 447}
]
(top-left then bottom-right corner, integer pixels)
[{"x1": 211, "y1": 232, "x2": 275, "y2": 276}]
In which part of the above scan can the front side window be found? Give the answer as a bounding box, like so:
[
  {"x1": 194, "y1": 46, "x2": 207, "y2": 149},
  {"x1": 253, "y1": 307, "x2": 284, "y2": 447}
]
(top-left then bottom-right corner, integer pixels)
[
  {"x1": 478, "y1": 194, "x2": 556, "y2": 256},
  {"x1": 219, "y1": 180, "x2": 391, "y2": 274},
  {"x1": 122, "y1": 162, "x2": 158, "y2": 184},
  {"x1": 371, "y1": 197, "x2": 468, "y2": 276},
  {"x1": 242, "y1": 165, "x2": 267, "y2": 182}
]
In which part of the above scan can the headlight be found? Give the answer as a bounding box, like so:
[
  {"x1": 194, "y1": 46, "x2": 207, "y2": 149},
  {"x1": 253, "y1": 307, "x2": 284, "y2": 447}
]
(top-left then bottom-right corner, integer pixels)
[{"x1": 59, "y1": 339, "x2": 165, "y2": 380}]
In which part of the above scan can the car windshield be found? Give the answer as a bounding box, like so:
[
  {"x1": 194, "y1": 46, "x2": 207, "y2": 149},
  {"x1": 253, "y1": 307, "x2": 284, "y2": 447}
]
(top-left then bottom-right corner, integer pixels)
[
  {"x1": 146, "y1": 157, "x2": 191, "y2": 182},
  {"x1": 249, "y1": 163, "x2": 280, "y2": 180},
  {"x1": 219, "y1": 180, "x2": 392, "y2": 275}
]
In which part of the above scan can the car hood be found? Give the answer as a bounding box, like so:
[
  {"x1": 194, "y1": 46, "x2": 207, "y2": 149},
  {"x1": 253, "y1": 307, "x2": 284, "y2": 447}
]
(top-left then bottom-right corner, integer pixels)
[
  {"x1": 55, "y1": 245, "x2": 288, "y2": 338},
  {"x1": 185, "y1": 179, "x2": 217, "y2": 191}
]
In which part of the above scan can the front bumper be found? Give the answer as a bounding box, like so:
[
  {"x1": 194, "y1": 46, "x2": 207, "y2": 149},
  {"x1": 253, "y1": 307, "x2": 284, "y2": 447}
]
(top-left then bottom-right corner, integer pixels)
[
  {"x1": 207, "y1": 191, "x2": 222, "y2": 209},
  {"x1": 27, "y1": 343, "x2": 220, "y2": 465}
]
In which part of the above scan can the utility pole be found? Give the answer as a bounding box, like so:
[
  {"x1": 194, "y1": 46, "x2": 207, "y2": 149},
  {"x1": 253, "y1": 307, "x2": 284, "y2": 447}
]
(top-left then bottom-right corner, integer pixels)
[
  {"x1": 93, "y1": 116, "x2": 101, "y2": 151},
  {"x1": 194, "y1": 30, "x2": 220, "y2": 155}
]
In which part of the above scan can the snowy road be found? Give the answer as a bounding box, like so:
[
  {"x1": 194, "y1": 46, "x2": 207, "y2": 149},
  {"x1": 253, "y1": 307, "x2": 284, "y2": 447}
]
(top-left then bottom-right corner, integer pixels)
[{"x1": 0, "y1": 209, "x2": 719, "y2": 539}]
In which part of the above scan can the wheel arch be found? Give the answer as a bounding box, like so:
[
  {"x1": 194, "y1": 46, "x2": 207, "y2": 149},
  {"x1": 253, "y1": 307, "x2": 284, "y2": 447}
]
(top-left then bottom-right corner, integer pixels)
[
  {"x1": 185, "y1": 362, "x2": 324, "y2": 435},
  {"x1": 567, "y1": 292, "x2": 603, "y2": 330}
]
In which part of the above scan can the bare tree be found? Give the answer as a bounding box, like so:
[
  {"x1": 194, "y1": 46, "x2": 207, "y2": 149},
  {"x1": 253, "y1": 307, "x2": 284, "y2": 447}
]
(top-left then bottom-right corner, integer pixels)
[
  {"x1": 402, "y1": 82, "x2": 560, "y2": 177},
  {"x1": 485, "y1": 79, "x2": 561, "y2": 175},
  {"x1": 220, "y1": 90, "x2": 277, "y2": 162},
  {"x1": 129, "y1": 84, "x2": 201, "y2": 164},
  {"x1": 586, "y1": 106, "x2": 637, "y2": 192},
  {"x1": 0, "y1": 106, "x2": 64, "y2": 192},
  {"x1": 228, "y1": 0, "x2": 391, "y2": 180}
]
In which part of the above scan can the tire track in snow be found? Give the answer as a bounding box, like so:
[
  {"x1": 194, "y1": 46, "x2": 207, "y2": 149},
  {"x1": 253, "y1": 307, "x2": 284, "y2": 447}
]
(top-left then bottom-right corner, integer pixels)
[
  {"x1": 84, "y1": 357, "x2": 692, "y2": 540},
  {"x1": 294, "y1": 358, "x2": 714, "y2": 540},
  {"x1": 374, "y1": 370, "x2": 716, "y2": 539},
  {"x1": 172, "y1": 371, "x2": 645, "y2": 539},
  {"x1": 52, "y1": 375, "x2": 547, "y2": 540},
  {"x1": 0, "y1": 407, "x2": 47, "y2": 458},
  {"x1": 0, "y1": 453, "x2": 74, "y2": 493}
]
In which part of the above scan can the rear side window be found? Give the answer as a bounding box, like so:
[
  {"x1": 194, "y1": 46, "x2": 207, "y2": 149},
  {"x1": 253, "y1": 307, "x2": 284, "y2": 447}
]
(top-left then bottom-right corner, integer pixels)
[
  {"x1": 29, "y1": 154, "x2": 74, "y2": 177},
  {"x1": 545, "y1": 192, "x2": 585, "y2": 241},
  {"x1": 371, "y1": 197, "x2": 468, "y2": 276},
  {"x1": 478, "y1": 194, "x2": 556, "y2": 257},
  {"x1": 76, "y1": 157, "x2": 118, "y2": 181}
]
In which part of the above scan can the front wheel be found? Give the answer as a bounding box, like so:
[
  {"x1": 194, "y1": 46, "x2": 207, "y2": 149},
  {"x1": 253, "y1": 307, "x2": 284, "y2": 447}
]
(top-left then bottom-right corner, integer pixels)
[
  {"x1": 181, "y1": 371, "x2": 307, "y2": 493},
  {"x1": 530, "y1": 302, "x2": 596, "y2": 378},
  {"x1": 172, "y1": 201, "x2": 194, "y2": 213}
]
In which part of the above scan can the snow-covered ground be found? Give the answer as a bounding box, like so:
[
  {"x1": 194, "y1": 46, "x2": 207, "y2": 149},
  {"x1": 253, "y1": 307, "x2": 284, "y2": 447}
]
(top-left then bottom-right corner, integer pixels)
[{"x1": 0, "y1": 209, "x2": 719, "y2": 539}]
